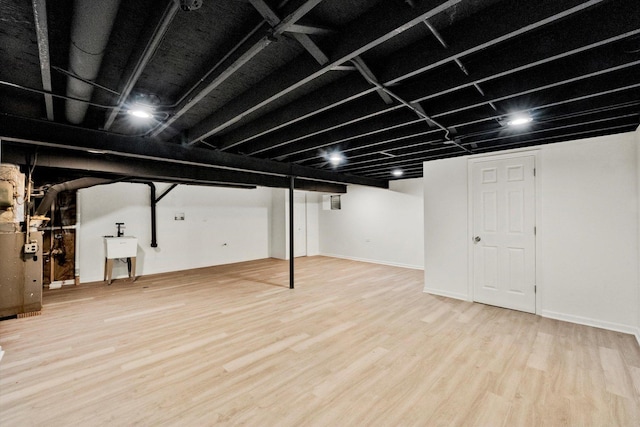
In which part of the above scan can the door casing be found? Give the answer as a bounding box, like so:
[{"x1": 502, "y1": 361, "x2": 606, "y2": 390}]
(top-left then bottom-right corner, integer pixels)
[{"x1": 467, "y1": 150, "x2": 540, "y2": 313}]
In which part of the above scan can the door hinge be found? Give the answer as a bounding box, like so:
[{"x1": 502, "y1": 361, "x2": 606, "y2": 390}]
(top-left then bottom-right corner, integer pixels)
[
  {"x1": 533, "y1": 168, "x2": 536, "y2": 177},
  {"x1": 534, "y1": 226, "x2": 536, "y2": 235},
  {"x1": 534, "y1": 285, "x2": 537, "y2": 293}
]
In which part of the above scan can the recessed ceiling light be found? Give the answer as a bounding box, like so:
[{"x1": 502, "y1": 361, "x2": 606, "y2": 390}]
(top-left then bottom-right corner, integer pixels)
[
  {"x1": 128, "y1": 108, "x2": 153, "y2": 119},
  {"x1": 392, "y1": 169, "x2": 403, "y2": 177},
  {"x1": 328, "y1": 152, "x2": 344, "y2": 166},
  {"x1": 507, "y1": 114, "x2": 533, "y2": 126}
]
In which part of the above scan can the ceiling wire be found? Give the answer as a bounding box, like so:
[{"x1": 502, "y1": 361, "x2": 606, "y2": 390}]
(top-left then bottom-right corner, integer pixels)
[
  {"x1": 51, "y1": 65, "x2": 122, "y2": 96},
  {"x1": 0, "y1": 79, "x2": 118, "y2": 109},
  {"x1": 349, "y1": 59, "x2": 473, "y2": 154}
]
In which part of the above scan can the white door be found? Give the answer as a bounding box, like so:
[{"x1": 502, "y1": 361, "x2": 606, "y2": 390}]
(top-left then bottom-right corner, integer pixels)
[
  {"x1": 471, "y1": 155, "x2": 536, "y2": 313},
  {"x1": 294, "y1": 193, "x2": 307, "y2": 257}
]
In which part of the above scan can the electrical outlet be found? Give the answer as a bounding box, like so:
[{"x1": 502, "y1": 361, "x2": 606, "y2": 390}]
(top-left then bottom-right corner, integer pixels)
[{"x1": 24, "y1": 242, "x2": 38, "y2": 254}]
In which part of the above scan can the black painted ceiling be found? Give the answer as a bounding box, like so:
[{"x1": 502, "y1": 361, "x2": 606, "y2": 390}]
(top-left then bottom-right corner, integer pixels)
[{"x1": 1, "y1": 0, "x2": 639, "y2": 188}]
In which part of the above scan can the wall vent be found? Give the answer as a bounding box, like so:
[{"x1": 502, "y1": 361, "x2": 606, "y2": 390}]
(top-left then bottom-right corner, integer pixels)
[{"x1": 322, "y1": 194, "x2": 342, "y2": 210}]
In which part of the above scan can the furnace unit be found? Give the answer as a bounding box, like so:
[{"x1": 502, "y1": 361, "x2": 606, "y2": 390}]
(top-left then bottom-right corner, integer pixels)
[{"x1": 0, "y1": 164, "x2": 42, "y2": 318}]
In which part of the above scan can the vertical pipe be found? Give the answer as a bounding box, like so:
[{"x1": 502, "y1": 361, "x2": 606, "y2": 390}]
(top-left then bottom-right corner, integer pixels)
[
  {"x1": 289, "y1": 176, "x2": 295, "y2": 289},
  {"x1": 49, "y1": 199, "x2": 55, "y2": 283},
  {"x1": 75, "y1": 190, "x2": 81, "y2": 285},
  {"x1": 148, "y1": 183, "x2": 158, "y2": 248}
]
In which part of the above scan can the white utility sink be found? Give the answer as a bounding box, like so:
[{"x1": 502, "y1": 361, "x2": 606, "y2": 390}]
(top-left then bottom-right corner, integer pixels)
[{"x1": 104, "y1": 236, "x2": 138, "y2": 259}]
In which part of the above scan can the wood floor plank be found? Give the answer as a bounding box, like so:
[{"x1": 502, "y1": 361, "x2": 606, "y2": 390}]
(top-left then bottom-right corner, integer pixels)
[{"x1": 1, "y1": 256, "x2": 639, "y2": 425}]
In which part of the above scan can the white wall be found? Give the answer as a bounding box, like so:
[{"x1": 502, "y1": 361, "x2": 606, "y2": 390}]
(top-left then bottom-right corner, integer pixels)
[
  {"x1": 78, "y1": 183, "x2": 272, "y2": 283},
  {"x1": 423, "y1": 156, "x2": 469, "y2": 299},
  {"x1": 306, "y1": 192, "x2": 321, "y2": 256},
  {"x1": 270, "y1": 189, "x2": 287, "y2": 259},
  {"x1": 269, "y1": 189, "x2": 320, "y2": 259},
  {"x1": 318, "y1": 178, "x2": 424, "y2": 269},
  {"x1": 637, "y1": 126, "x2": 640, "y2": 343},
  {"x1": 424, "y1": 132, "x2": 640, "y2": 335}
]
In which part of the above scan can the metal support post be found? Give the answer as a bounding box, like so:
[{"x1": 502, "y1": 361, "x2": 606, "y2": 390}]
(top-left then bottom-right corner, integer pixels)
[{"x1": 289, "y1": 175, "x2": 295, "y2": 289}]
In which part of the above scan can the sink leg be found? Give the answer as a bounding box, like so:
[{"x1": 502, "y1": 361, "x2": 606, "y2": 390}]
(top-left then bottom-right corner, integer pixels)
[
  {"x1": 129, "y1": 257, "x2": 137, "y2": 281},
  {"x1": 105, "y1": 259, "x2": 114, "y2": 285}
]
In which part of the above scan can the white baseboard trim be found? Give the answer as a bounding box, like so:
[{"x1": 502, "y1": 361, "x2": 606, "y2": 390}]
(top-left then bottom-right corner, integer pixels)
[
  {"x1": 636, "y1": 328, "x2": 640, "y2": 347},
  {"x1": 540, "y1": 309, "x2": 638, "y2": 338},
  {"x1": 319, "y1": 253, "x2": 423, "y2": 270},
  {"x1": 422, "y1": 287, "x2": 470, "y2": 302}
]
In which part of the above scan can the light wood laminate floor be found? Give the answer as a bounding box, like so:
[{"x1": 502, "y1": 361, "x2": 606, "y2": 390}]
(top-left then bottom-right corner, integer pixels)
[{"x1": 1, "y1": 256, "x2": 640, "y2": 426}]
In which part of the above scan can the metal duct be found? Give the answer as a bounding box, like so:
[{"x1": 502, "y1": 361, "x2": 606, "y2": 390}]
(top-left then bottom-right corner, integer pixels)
[
  {"x1": 35, "y1": 178, "x2": 113, "y2": 216},
  {"x1": 65, "y1": 0, "x2": 121, "y2": 124}
]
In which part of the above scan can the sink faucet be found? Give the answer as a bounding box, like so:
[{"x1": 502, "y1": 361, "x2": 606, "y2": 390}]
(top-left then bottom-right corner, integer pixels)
[{"x1": 116, "y1": 222, "x2": 125, "y2": 237}]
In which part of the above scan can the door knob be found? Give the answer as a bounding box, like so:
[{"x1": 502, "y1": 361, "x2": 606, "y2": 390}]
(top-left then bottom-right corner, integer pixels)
[{"x1": 474, "y1": 236, "x2": 481, "y2": 243}]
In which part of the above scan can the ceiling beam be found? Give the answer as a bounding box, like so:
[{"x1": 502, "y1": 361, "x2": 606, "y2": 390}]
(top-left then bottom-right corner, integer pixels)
[
  {"x1": 290, "y1": 32, "x2": 329, "y2": 65},
  {"x1": 351, "y1": 56, "x2": 394, "y2": 105},
  {"x1": 286, "y1": 116, "x2": 432, "y2": 163},
  {"x1": 186, "y1": 0, "x2": 463, "y2": 145},
  {"x1": 334, "y1": 113, "x2": 640, "y2": 173},
  {"x1": 382, "y1": 0, "x2": 606, "y2": 85},
  {"x1": 428, "y1": 57, "x2": 640, "y2": 120},
  {"x1": 214, "y1": 0, "x2": 637, "y2": 154},
  {"x1": 249, "y1": 0, "x2": 330, "y2": 65},
  {"x1": 283, "y1": 117, "x2": 429, "y2": 162},
  {"x1": 301, "y1": 87, "x2": 640, "y2": 167},
  {"x1": 1, "y1": 144, "x2": 348, "y2": 193},
  {"x1": 246, "y1": 42, "x2": 639, "y2": 160},
  {"x1": 286, "y1": 23, "x2": 335, "y2": 36},
  {"x1": 246, "y1": 96, "x2": 405, "y2": 155},
  {"x1": 103, "y1": 0, "x2": 179, "y2": 130},
  {"x1": 31, "y1": 0, "x2": 54, "y2": 120},
  {"x1": 0, "y1": 114, "x2": 388, "y2": 188},
  {"x1": 151, "y1": 0, "x2": 325, "y2": 139},
  {"x1": 213, "y1": 74, "x2": 375, "y2": 148},
  {"x1": 343, "y1": 119, "x2": 638, "y2": 175}
]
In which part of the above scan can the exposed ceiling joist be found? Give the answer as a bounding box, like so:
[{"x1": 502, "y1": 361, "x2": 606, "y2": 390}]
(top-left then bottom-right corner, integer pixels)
[
  {"x1": 254, "y1": 42, "x2": 640, "y2": 162},
  {"x1": 381, "y1": 0, "x2": 606, "y2": 85},
  {"x1": 188, "y1": 0, "x2": 463, "y2": 146},
  {"x1": 3, "y1": 0, "x2": 639, "y2": 185},
  {"x1": 151, "y1": 0, "x2": 325, "y2": 139},
  {"x1": 103, "y1": 0, "x2": 179, "y2": 130},
  {"x1": 214, "y1": 0, "x2": 634, "y2": 155},
  {"x1": 286, "y1": 23, "x2": 335, "y2": 36}
]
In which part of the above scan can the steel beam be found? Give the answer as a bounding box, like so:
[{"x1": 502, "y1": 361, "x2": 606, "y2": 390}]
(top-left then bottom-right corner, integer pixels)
[
  {"x1": 0, "y1": 114, "x2": 387, "y2": 188},
  {"x1": 0, "y1": 143, "x2": 350, "y2": 193}
]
